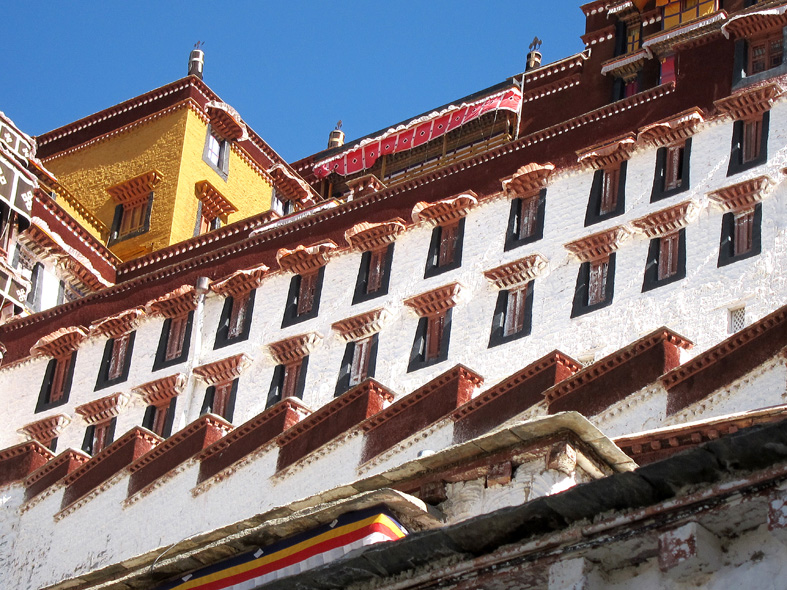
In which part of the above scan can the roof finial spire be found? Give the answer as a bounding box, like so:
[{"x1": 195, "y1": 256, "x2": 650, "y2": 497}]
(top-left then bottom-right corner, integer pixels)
[{"x1": 526, "y1": 37, "x2": 543, "y2": 72}]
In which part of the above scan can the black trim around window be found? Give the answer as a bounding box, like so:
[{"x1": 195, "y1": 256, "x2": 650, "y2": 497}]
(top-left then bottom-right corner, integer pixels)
[
  {"x1": 214, "y1": 291, "x2": 256, "y2": 349},
  {"x1": 651, "y1": 139, "x2": 692, "y2": 202},
  {"x1": 407, "y1": 309, "x2": 453, "y2": 373},
  {"x1": 334, "y1": 334, "x2": 379, "y2": 397},
  {"x1": 727, "y1": 112, "x2": 769, "y2": 177},
  {"x1": 281, "y1": 267, "x2": 325, "y2": 328},
  {"x1": 81, "y1": 417, "x2": 117, "y2": 456},
  {"x1": 424, "y1": 219, "x2": 465, "y2": 278},
  {"x1": 570, "y1": 254, "x2": 616, "y2": 318},
  {"x1": 266, "y1": 357, "x2": 310, "y2": 408},
  {"x1": 153, "y1": 311, "x2": 194, "y2": 371},
  {"x1": 142, "y1": 397, "x2": 178, "y2": 439},
  {"x1": 352, "y1": 244, "x2": 395, "y2": 304},
  {"x1": 202, "y1": 125, "x2": 230, "y2": 181},
  {"x1": 584, "y1": 162, "x2": 627, "y2": 226},
  {"x1": 642, "y1": 230, "x2": 687, "y2": 292},
  {"x1": 200, "y1": 379, "x2": 238, "y2": 423},
  {"x1": 35, "y1": 352, "x2": 78, "y2": 413},
  {"x1": 718, "y1": 203, "x2": 762, "y2": 267},
  {"x1": 488, "y1": 284, "x2": 535, "y2": 348},
  {"x1": 95, "y1": 332, "x2": 136, "y2": 391},
  {"x1": 504, "y1": 189, "x2": 546, "y2": 251}
]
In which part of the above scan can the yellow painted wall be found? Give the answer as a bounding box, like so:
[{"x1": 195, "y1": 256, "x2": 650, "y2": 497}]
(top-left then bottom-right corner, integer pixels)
[{"x1": 662, "y1": 0, "x2": 716, "y2": 31}]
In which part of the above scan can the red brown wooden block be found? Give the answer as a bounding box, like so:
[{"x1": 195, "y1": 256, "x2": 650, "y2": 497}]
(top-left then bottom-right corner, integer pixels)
[
  {"x1": 0, "y1": 441, "x2": 53, "y2": 487},
  {"x1": 361, "y1": 365, "x2": 483, "y2": 463},
  {"x1": 24, "y1": 449, "x2": 89, "y2": 502},
  {"x1": 452, "y1": 351, "x2": 580, "y2": 444},
  {"x1": 277, "y1": 379, "x2": 395, "y2": 472},
  {"x1": 128, "y1": 415, "x2": 232, "y2": 497},
  {"x1": 199, "y1": 398, "x2": 309, "y2": 483},
  {"x1": 546, "y1": 328, "x2": 692, "y2": 416},
  {"x1": 62, "y1": 427, "x2": 159, "y2": 509}
]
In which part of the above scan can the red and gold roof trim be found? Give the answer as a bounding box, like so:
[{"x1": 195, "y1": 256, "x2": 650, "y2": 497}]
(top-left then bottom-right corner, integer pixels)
[
  {"x1": 133, "y1": 373, "x2": 187, "y2": 407},
  {"x1": 205, "y1": 101, "x2": 248, "y2": 141},
  {"x1": 638, "y1": 108, "x2": 705, "y2": 147},
  {"x1": 147, "y1": 285, "x2": 199, "y2": 318},
  {"x1": 31, "y1": 326, "x2": 88, "y2": 358},
  {"x1": 90, "y1": 308, "x2": 144, "y2": 339},
  {"x1": 107, "y1": 170, "x2": 162, "y2": 207},
  {"x1": 18, "y1": 413, "x2": 71, "y2": 445},
  {"x1": 714, "y1": 81, "x2": 784, "y2": 120},
  {"x1": 722, "y1": 5, "x2": 787, "y2": 40},
  {"x1": 577, "y1": 134, "x2": 636, "y2": 169},
  {"x1": 501, "y1": 163, "x2": 555, "y2": 198}
]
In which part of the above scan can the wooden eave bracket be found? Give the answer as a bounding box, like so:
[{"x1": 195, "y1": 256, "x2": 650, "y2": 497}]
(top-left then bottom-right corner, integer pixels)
[
  {"x1": 600, "y1": 50, "x2": 649, "y2": 81},
  {"x1": 345, "y1": 219, "x2": 407, "y2": 251},
  {"x1": 708, "y1": 175, "x2": 774, "y2": 212},
  {"x1": 576, "y1": 134, "x2": 636, "y2": 169},
  {"x1": 631, "y1": 201, "x2": 697, "y2": 237},
  {"x1": 332, "y1": 308, "x2": 391, "y2": 343},
  {"x1": 268, "y1": 163, "x2": 316, "y2": 205},
  {"x1": 714, "y1": 81, "x2": 784, "y2": 120},
  {"x1": 193, "y1": 354, "x2": 253, "y2": 386},
  {"x1": 404, "y1": 282, "x2": 463, "y2": 317},
  {"x1": 412, "y1": 192, "x2": 478, "y2": 226},
  {"x1": 133, "y1": 373, "x2": 187, "y2": 407},
  {"x1": 276, "y1": 241, "x2": 338, "y2": 275},
  {"x1": 484, "y1": 254, "x2": 549, "y2": 290},
  {"x1": 721, "y1": 5, "x2": 787, "y2": 39},
  {"x1": 346, "y1": 174, "x2": 387, "y2": 199},
  {"x1": 90, "y1": 308, "x2": 145, "y2": 339},
  {"x1": 565, "y1": 226, "x2": 629, "y2": 262},
  {"x1": 107, "y1": 170, "x2": 162, "y2": 206},
  {"x1": 18, "y1": 413, "x2": 71, "y2": 444},
  {"x1": 638, "y1": 108, "x2": 705, "y2": 147},
  {"x1": 501, "y1": 163, "x2": 555, "y2": 198},
  {"x1": 147, "y1": 285, "x2": 198, "y2": 318},
  {"x1": 31, "y1": 325, "x2": 88, "y2": 358},
  {"x1": 195, "y1": 180, "x2": 238, "y2": 220},
  {"x1": 641, "y1": 11, "x2": 727, "y2": 58},
  {"x1": 268, "y1": 332, "x2": 322, "y2": 365},
  {"x1": 75, "y1": 392, "x2": 130, "y2": 425},
  {"x1": 211, "y1": 264, "x2": 268, "y2": 298},
  {"x1": 205, "y1": 101, "x2": 247, "y2": 141}
]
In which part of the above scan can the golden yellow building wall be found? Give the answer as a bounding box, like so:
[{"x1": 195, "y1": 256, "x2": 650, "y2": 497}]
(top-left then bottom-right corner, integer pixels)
[{"x1": 171, "y1": 109, "x2": 273, "y2": 245}]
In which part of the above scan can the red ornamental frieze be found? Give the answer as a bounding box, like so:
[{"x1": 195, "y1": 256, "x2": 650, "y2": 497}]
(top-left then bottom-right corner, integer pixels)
[
  {"x1": 722, "y1": 5, "x2": 787, "y2": 40},
  {"x1": 331, "y1": 308, "x2": 391, "y2": 343},
  {"x1": 638, "y1": 108, "x2": 705, "y2": 147},
  {"x1": 276, "y1": 241, "x2": 338, "y2": 275},
  {"x1": 708, "y1": 175, "x2": 774, "y2": 213},
  {"x1": 193, "y1": 354, "x2": 253, "y2": 386},
  {"x1": 133, "y1": 373, "x2": 187, "y2": 407},
  {"x1": 501, "y1": 163, "x2": 555, "y2": 198},
  {"x1": 19, "y1": 413, "x2": 71, "y2": 444},
  {"x1": 404, "y1": 282, "x2": 462, "y2": 317},
  {"x1": 483, "y1": 254, "x2": 549, "y2": 290},
  {"x1": 346, "y1": 174, "x2": 387, "y2": 199},
  {"x1": 577, "y1": 134, "x2": 636, "y2": 169},
  {"x1": 564, "y1": 226, "x2": 629, "y2": 262},
  {"x1": 90, "y1": 308, "x2": 145, "y2": 339},
  {"x1": 195, "y1": 180, "x2": 238, "y2": 220},
  {"x1": 147, "y1": 285, "x2": 199, "y2": 318},
  {"x1": 268, "y1": 332, "x2": 322, "y2": 365},
  {"x1": 107, "y1": 170, "x2": 162, "y2": 207},
  {"x1": 210, "y1": 264, "x2": 268, "y2": 298},
  {"x1": 31, "y1": 326, "x2": 88, "y2": 358},
  {"x1": 631, "y1": 201, "x2": 697, "y2": 238},
  {"x1": 344, "y1": 219, "x2": 406, "y2": 251},
  {"x1": 412, "y1": 193, "x2": 478, "y2": 226},
  {"x1": 714, "y1": 82, "x2": 784, "y2": 120},
  {"x1": 75, "y1": 392, "x2": 129, "y2": 425},
  {"x1": 205, "y1": 101, "x2": 247, "y2": 141}
]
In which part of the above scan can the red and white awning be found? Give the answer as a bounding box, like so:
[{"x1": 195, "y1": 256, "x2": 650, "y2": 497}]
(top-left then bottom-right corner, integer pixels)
[{"x1": 313, "y1": 86, "x2": 522, "y2": 179}]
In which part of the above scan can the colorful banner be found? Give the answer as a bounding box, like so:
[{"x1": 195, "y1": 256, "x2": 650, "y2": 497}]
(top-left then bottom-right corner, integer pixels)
[
  {"x1": 155, "y1": 508, "x2": 408, "y2": 590},
  {"x1": 313, "y1": 86, "x2": 523, "y2": 179}
]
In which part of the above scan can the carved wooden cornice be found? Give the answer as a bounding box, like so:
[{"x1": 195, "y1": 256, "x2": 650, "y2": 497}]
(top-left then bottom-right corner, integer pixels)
[
  {"x1": 714, "y1": 82, "x2": 784, "y2": 120},
  {"x1": 276, "y1": 241, "x2": 338, "y2": 275},
  {"x1": 195, "y1": 180, "x2": 238, "y2": 220},
  {"x1": 193, "y1": 354, "x2": 253, "y2": 385},
  {"x1": 75, "y1": 392, "x2": 129, "y2": 425},
  {"x1": 631, "y1": 201, "x2": 697, "y2": 238},
  {"x1": 411, "y1": 192, "x2": 478, "y2": 226},
  {"x1": 31, "y1": 326, "x2": 88, "y2": 358},
  {"x1": 107, "y1": 170, "x2": 162, "y2": 207},
  {"x1": 638, "y1": 108, "x2": 705, "y2": 147},
  {"x1": 133, "y1": 373, "x2": 187, "y2": 407},
  {"x1": 404, "y1": 282, "x2": 462, "y2": 317},
  {"x1": 501, "y1": 163, "x2": 555, "y2": 198},
  {"x1": 268, "y1": 332, "x2": 322, "y2": 365},
  {"x1": 483, "y1": 254, "x2": 549, "y2": 290},
  {"x1": 576, "y1": 134, "x2": 636, "y2": 169},
  {"x1": 210, "y1": 264, "x2": 268, "y2": 298},
  {"x1": 565, "y1": 226, "x2": 629, "y2": 262},
  {"x1": 331, "y1": 308, "x2": 391, "y2": 343},
  {"x1": 345, "y1": 219, "x2": 407, "y2": 251},
  {"x1": 722, "y1": 5, "x2": 787, "y2": 40},
  {"x1": 707, "y1": 175, "x2": 774, "y2": 213},
  {"x1": 19, "y1": 413, "x2": 71, "y2": 444},
  {"x1": 600, "y1": 50, "x2": 648, "y2": 82},
  {"x1": 268, "y1": 163, "x2": 314, "y2": 204},
  {"x1": 205, "y1": 101, "x2": 247, "y2": 141},
  {"x1": 90, "y1": 308, "x2": 145, "y2": 339},
  {"x1": 147, "y1": 286, "x2": 198, "y2": 318},
  {"x1": 346, "y1": 174, "x2": 387, "y2": 199}
]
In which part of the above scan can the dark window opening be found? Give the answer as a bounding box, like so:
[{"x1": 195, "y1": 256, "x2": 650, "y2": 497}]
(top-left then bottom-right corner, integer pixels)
[
  {"x1": 586, "y1": 163, "x2": 627, "y2": 226},
  {"x1": 109, "y1": 194, "x2": 154, "y2": 245},
  {"x1": 571, "y1": 254, "x2": 616, "y2": 317},
  {"x1": 153, "y1": 312, "x2": 194, "y2": 371},
  {"x1": 748, "y1": 33, "x2": 783, "y2": 75},
  {"x1": 642, "y1": 230, "x2": 687, "y2": 291},
  {"x1": 719, "y1": 204, "x2": 762, "y2": 266},
  {"x1": 266, "y1": 357, "x2": 309, "y2": 408},
  {"x1": 353, "y1": 244, "x2": 395, "y2": 304},
  {"x1": 652, "y1": 139, "x2": 691, "y2": 201},
  {"x1": 203, "y1": 127, "x2": 230, "y2": 179},
  {"x1": 215, "y1": 291, "x2": 255, "y2": 349},
  {"x1": 335, "y1": 334, "x2": 379, "y2": 396},
  {"x1": 408, "y1": 309, "x2": 452, "y2": 372},
  {"x1": 425, "y1": 219, "x2": 465, "y2": 277},
  {"x1": 96, "y1": 331, "x2": 136, "y2": 390},
  {"x1": 282, "y1": 267, "x2": 325, "y2": 327},
  {"x1": 81, "y1": 418, "x2": 117, "y2": 456},
  {"x1": 728, "y1": 112, "x2": 769, "y2": 175},
  {"x1": 489, "y1": 283, "x2": 534, "y2": 348},
  {"x1": 142, "y1": 397, "x2": 178, "y2": 438},
  {"x1": 505, "y1": 189, "x2": 546, "y2": 251},
  {"x1": 35, "y1": 352, "x2": 78, "y2": 413},
  {"x1": 201, "y1": 379, "x2": 238, "y2": 422}
]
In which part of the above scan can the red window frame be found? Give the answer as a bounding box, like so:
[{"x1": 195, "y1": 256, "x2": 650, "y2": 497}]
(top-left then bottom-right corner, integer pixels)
[
  {"x1": 438, "y1": 223, "x2": 460, "y2": 267},
  {"x1": 517, "y1": 196, "x2": 539, "y2": 240},
  {"x1": 733, "y1": 209, "x2": 755, "y2": 257},
  {"x1": 227, "y1": 292, "x2": 251, "y2": 339},
  {"x1": 349, "y1": 337, "x2": 373, "y2": 387},
  {"x1": 588, "y1": 259, "x2": 609, "y2": 306},
  {"x1": 748, "y1": 33, "x2": 783, "y2": 75},
  {"x1": 742, "y1": 117, "x2": 763, "y2": 164},
  {"x1": 366, "y1": 248, "x2": 386, "y2": 294},
  {"x1": 503, "y1": 285, "x2": 528, "y2": 338},
  {"x1": 600, "y1": 166, "x2": 621, "y2": 215},
  {"x1": 658, "y1": 233, "x2": 681, "y2": 280},
  {"x1": 107, "y1": 333, "x2": 131, "y2": 381},
  {"x1": 297, "y1": 272, "x2": 319, "y2": 316},
  {"x1": 664, "y1": 144, "x2": 684, "y2": 191},
  {"x1": 165, "y1": 314, "x2": 189, "y2": 362}
]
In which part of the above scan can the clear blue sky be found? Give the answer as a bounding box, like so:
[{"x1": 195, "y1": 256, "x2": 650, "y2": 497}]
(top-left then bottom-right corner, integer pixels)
[{"x1": 2, "y1": 2, "x2": 587, "y2": 163}]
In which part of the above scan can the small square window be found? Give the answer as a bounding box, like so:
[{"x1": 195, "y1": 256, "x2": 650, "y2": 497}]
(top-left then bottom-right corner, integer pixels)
[
  {"x1": 585, "y1": 163, "x2": 626, "y2": 226},
  {"x1": 408, "y1": 309, "x2": 452, "y2": 372},
  {"x1": 282, "y1": 267, "x2": 325, "y2": 327},
  {"x1": 267, "y1": 357, "x2": 309, "y2": 408},
  {"x1": 153, "y1": 312, "x2": 194, "y2": 371},
  {"x1": 215, "y1": 291, "x2": 256, "y2": 349},
  {"x1": 95, "y1": 332, "x2": 135, "y2": 390},
  {"x1": 489, "y1": 283, "x2": 534, "y2": 348},
  {"x1": 718, "y1": 204, "x2": 762, "y2": 266},
  {"x1": 201, "y1": 380, "x2": 237, "y2": 422},
  {"x1": 353, "y1": 244, "x2": 395, "y2": 304},
  {"x1": 729, "y1": 306, "x2": 746, "y2": 333},
  {"x1": 335, "y1": 335, "x2": 379, "y2": 396},
  {"x1": 424, "y1": 219, "x2": 465, "y2": 278},
  {"x1": 505, "y1": 189, "x2": 546, "y2": 251},
  {"x1": 35, "y1": 352, "x2": 78, "y2": 413}
]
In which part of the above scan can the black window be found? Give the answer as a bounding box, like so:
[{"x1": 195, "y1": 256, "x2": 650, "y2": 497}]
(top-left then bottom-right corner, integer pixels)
[
  {"x1": 642, "y1": 230, "x2": 687, "y2": 291},
  {"x1": 200, "y1": 380, "x2": 238, "y2": 422},
  {"x1": 335, "y1": 334, "x2": 379, "y2": 396},
  {"x1": 26, "y1": 262, "x2": 43, "y2": 312},
  {"x1": 282, "y1": 267, "x2": 325, "y2": 328},
  {"x1": 153, "y1": 312, "x2": 194, "y2": 371},
  {"x1": 95, "y1": 332, "x2": 135, "y2": 390},
  {"x1": 728, "y1": 112, "x2": 769, "y2": 176},
  {"x1": 585, "y1": 162, "x2": 627, "y2": 226},
  {"x1": 424, "y1": 219, "x2": 465, "y2": 278},
  {"x1": 408, "y1": 309, "x2": 452, "y2": 372},
  {"x1": 489, "y1": 283, "x2": 534, "y2": 347},
  {"x1": 142, "y1": 397, "x2": 178, "y2": 438},
  {"x1": 505, "y1": 189, "x2": 546, "y2": 251},
  {"x1": 81, "y1": 418, "x2": 117, "y2": 456},
  {"x1": 35, "y1": 352, "x2": 78, "y2": 413},
  {"x1": 652, "y1": 139, "x2": 691, "y2": 202},
  {"x1": 215, "y1": 291, "x2": 256, "y2": 349},
  {"x1": 266, "y1": 357, "x2": 309, "y2": 408},
  {"x1": 718, "y1": 204, "x2": 762, "y2": 266},
  {"x1": 571, "y1": 254, "x2": 616, "y2": 318},
  {"x1": 353, "y1": 245, "x2": 395, "y2": 304}
]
